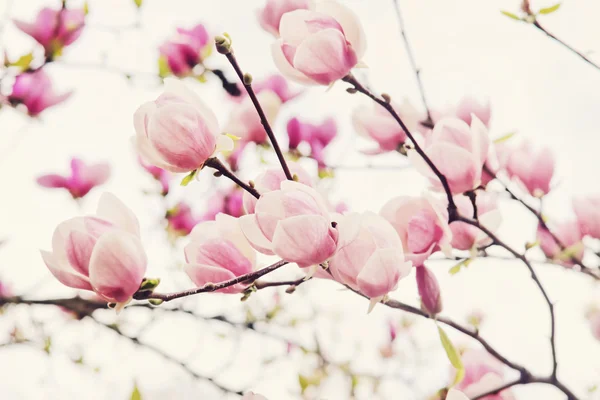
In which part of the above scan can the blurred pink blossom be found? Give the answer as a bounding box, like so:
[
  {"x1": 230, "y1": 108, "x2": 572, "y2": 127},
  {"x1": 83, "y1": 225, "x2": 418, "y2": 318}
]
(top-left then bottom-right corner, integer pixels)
[
  {"x1": 8, "y1": 70, "x2": 72, "y2": 116},
  {"x1": 287, "y1": 117, "x2": 336, "y2": 167},
  {"x1": 257, "y1": 0, "x2": 310, "y2": 37},
  {"x1": 505, "y1": 140, "x2": 555, "y2": 197},
  {"x1": 159, "y1": 24, "x2": 211, "y2": 77},
  {"x1": 537, "y1": 221, "x2": 584, "y2": 266},
  {"x1": 37, "y1": 158, "x2": 110, "y2": 199}
]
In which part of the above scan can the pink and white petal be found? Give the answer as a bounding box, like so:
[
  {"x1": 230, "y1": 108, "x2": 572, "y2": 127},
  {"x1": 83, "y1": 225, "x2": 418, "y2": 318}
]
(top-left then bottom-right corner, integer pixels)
[
  {"x1": 470, "y1": 116, "x2": 491, "y2": 167},
  {"x1": 271, "y1": 40, "x2": 317, "y2": 84},
  {"x1": 239, "y1": 215, "x2": 275, "y2": 255},
  {"x1": 255, "y1": 190, "x2": 286, "y2": 220},
  {"x1": 96, "y1": 193, "x2": 140, "y2": 237},
  {"x1": 65, "y1": 230, "x2": 96, "y2": 276},
  {"x1": 280, "y1": 180, "x2": 330, "y2": 217},
  {"x1": 315, "y1": 1, "x2": 367, "y2": 58},
  {"x1": 163, "y1": 78, "x2": 220, "y2": 135},
  {"x1": 133, "y1": 102, "x2": 156, "y2": 138},
  {"x1": 426, "y1": 143, "x2": 479, "y2": 194},
  {"x1": 279, "y1": 9, "x2": 318, "y2": 46},
  {"x1": 37, "y1": 174, "x2": 68, "y2": 189},
  {"x1": 88, "y1": 231, "x2": 147, "y2": 303},
  {"x1": 357, "y1": 248, "x2": 410, "y2": 298},
  {"x1": 184, "y1": 264, "x2": 242, "y2": 294},
  {"x1": 83, "y1": 163, "x2": 111, "y2": 186},
  {"x1": 215, "y1": 214, "x2": 256, "y2": 267},
  {"x1": 52, "y1": 217, "x2": 86, "y2": 261},
  {"x1": 194, "y1": 239, "x2": 254, "y2": 276},
  {"x1": 477, "y1": 209, "x2": 502, "y2": 242},
  {"x1": 214, "y1": 134, "x2": 234, "y2": 154},
  {"x1": 41, "y1": 250, "x2": 92, "y2": 291},
  {"x1": 132, "y1": 136, "x2": 187, "y2": 173},
  {"x1": 446, "y1": 389, "x2": 469, "y2": 400}
]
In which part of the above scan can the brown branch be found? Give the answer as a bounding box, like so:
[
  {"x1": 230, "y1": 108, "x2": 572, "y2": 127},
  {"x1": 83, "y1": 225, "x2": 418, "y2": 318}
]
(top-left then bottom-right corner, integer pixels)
[{"x1": 204, "y1": 157, "x2": 260, "y2": 199}]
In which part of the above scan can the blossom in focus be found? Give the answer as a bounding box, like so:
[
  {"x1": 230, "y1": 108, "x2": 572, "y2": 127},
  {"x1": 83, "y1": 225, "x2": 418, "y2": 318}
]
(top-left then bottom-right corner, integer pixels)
[
  {"x1": 159, "y1": 24, "x2": 211, "y2": 77},
  {"x1": 272, "y1": 1, "x2": 367, "y2": 85},
  {"x1": 257, "y1": 0, "x2": 310, "y2": 37},
  {"x1": 409, "y1": 117, "x2": 490, "y2": 195},
  {"x1": 380, "y1": 195, "x2": 452, "y2": 266},
  {"x1": 40, "y1": 193, "x2": 146, "y2": 307},
  {"x1": 455, "y1": 349, "x2": 515, "y2": 400},
  {"x1": 287, "y1": 117, "x2": 336, "y2": 167},
  {"x1": 432, "y1": 96, "x2": 491, "y2": 127},
  {"x1": 37, "y1": 158, "x2": 110, "y2": 199},
  {"x1": 352, "y1": 99, "x2": 422, "y2": 154},
  {"x1": 240, "y1": 181, "x2": 337, "y2": 267},
  {"x1": 8, "y1": 70, "x2": 72, "y2": 116},
  {"x1": 13, "y1": 7, "x2": 85, "y2": 58},
  {"x1": 329, "y1": 212, "x2": 411, "y2": 307},
  {"x1": 133, "y1": 79, "x2": 233, "y2": 173},
  {"x1": 416, "y1": 265, "x2": 442, "y2": 315},
  {"x1": 139, "y1": 157, "x2": 171, "y2": 196},
  {"x1": 573, "y1": 195, "x2": 600, "y2": 239},
  {"x1": 226, "y1": 90, "x2": 281, "y2": 145},
  {"x1": 505, "y1": 140, "x2": 555, "y2": 197},
  {"x1": 243, "y1": 163, "x2": 313, "y2": 214},
  {"x1": 450, "y1": 192, "x2": 501, "y2": 251},
  {"x1": 536, "y1": 221, "x2": 584, "y2": 266},
  {"x1": 184, "y1": 214, "x2": 256, "y2": 293}
]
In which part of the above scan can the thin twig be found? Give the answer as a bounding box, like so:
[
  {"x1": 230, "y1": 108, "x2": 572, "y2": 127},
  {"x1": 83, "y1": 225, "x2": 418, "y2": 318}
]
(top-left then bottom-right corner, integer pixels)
[{"x1": 204, "y1": 157, "x2": 260, "y2": 199}]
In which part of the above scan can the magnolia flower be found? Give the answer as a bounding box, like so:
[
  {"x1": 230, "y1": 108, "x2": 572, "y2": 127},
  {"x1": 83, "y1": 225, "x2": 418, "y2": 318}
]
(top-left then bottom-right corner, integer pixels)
[
  {"x1": 40, "y1": 193, "x2": 146, "y2": 308},
  {"x1": 159, "y1": 24, "x2": 211, "y2": 77},
  {"x1": 272, "y1": 1, "x2": 367, "y2": 85},
  {"x1": 240, "y1": 181, "x2": 337, "y2": 267},
  {"x1": 537, "y1": 221, "x2": 584, "y2": 266},
  {"x1": 446, "y1": 389, "x2": 469, "y2": 400},
  {"x1": 243, "y1": 163, "x2": 313, "y2": 214},
  {"x1": 200, "y1": 188, "x2": 246, "y2": 221},
  {"x1": 226, "y1": 91, "x2": 281, "y2": 144},
  {"x1": 329, "y1": 212, "x2": 412, "y2": 310},
  {"x1": 380, "y1": 195, "x2": 452, "y2": 266},
  {"x1": 287, "y1": 117, "x2": 336, "y2": 167},
  {"x1": 455, "y1": 349, "x2": 515, "y2": 400},
  {"x1": 8, "y1": 70, "x2": 72, "y2": 116},
  {"x1": 450, "y1": 193, "x2": 501, "y2": 252},
  {"x1": 416, "y1": 265, "x2": 442, "y2": 315},
  {"x1": 184, "y1": 214, "x2": 256, "y2": 293},
  {"x1": 133, "y1": 79, "x2": 233, "y2": 173},
  {"x1": 409, "y1": 117, "x2": 490, "y2": 195},
  {"x1": 230, "y1": 74, "x2": 302, "y2": 104},
  {"x1": 166, "y1": 202, "x2": 199, "y2": 237},
  {"x1": 573, "y1": 195, "x2": 600, "y2": 239},
  {"x1": 37, "y1": 158, "x2": 110, "y2": 199},
  {"x1": 257, "y1": 0, "x2": 310, "y2": 37},
  {"x1": 505, "y1": 140, "x2": 555, "y2": 197},
  {"x1": 139, "y1": 157, "x2": 171, "y2": 195},
  {"x1": 14, "y1": 7, "x2": 85, "y2": 57},
  {"x1": 353, "y1": 99, "x2": 422, "y2": 154},
  {"x1": 433, "y1": 97, "x2": 491, "y2": 127}
]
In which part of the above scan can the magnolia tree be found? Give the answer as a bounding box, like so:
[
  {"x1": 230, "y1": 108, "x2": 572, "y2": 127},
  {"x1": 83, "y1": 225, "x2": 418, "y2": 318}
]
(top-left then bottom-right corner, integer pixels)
[{"x1": 1, "y1": 0, "x2": 600, "y2": 399}]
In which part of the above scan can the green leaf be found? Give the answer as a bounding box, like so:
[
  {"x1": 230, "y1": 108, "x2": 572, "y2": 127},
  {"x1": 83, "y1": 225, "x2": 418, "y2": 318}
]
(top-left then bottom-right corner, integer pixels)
[
  {"x1": 133, "y1": 0, "x2": 143, "y2": 8},
  {"x1": 83, "y1": 2, "x2": 90, "y2": 15},
  {"x1": 43, "y1": 337, "x2": 52, "y2": 354},
  {"x1": 180, "y1": 170, "x2": 197, "y2": 186},
  {"x1": 437, "y1": 325, "x2": 465, "y2": 386},
  {"x1": 449, "y1": 258, "x2": 472, "y2": 275},
  {"x1": 157, "y1": 56, "x2": 170, "y2": 78},
  {"x1": 501, "y1": 10, "x2": 521, "y2": 20},
  {"x1": 298, "y1": 374, "x2": 310, "y2": 394},
  {"x1": 130, "y1": 384, "x2": 142, "y2": 400},
  {"x1": 493, "y1": 131, "x2": 516, "y2": 144},
  {"x1": 539, "y1": 3, "x2": 561, "y2": 14},
  {"x1": 10, "y1": 53, "x2": 34, "y2": 71}
]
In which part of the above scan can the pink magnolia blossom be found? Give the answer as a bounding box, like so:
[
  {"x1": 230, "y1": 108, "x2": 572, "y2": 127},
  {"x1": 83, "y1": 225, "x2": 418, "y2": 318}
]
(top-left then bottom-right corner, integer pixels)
[
  {"x1": 243, "y1": 163, "x2": 312, "y2": 214},
  {"x1": 257, "y1": 0, "x2": 310, "y2": 37},
  {"x1": 230, "y1": 74, "x2": 302, "y2": 104},
  {"x1": 133, "y1": 79, "x2": 233, "y2": 173},
  {"x1": 0, "y1": 279, "x2": 12, "y2": 298},
  {"x1": 587, "y1": 309, "x2": 600, "y2": 341},
  {"x1": 159, "y1": 24, "x2": 210, "y2": 77},
  {"x1": 353, "y1": 99, "x2": 422, "y2": 153},
  {"x1": 433, "y1": 97, "x2": 491, "y2": 127},
  {"x1": 446, "y1": 389, "x2": 469, "y2": 400},
  {"x1": 13, "y1": 7, "x2": 85, "y2": 57},
  {"x1": 8, "y1": 70, "x2": 72, "y2": 116},
  {"x1": 40, "y1": 193, "x2": 146, "y2": 307},
  {"x1": 241, "y1": 393, "x2": 268, "y2": 400},
  {"x1": 505, "y1": 140, "x2": 555, "y2": 197},
  {"x1": 481, "y1": 141, "x2": 510, "y2": 186},
  {"x1": 455, "y1": 349, "x2": 515, "y2": 400},
  {"x1": 287, "y1": 117, "x2": 336, "y2": 167},
  {"x1": 329, "y1": 212, "x2": 411, "y2": 307},
  {"x1": 240, "y1": 181, "x2": 337, "y2": 267},
  {"x1": 573, "y1": 195, "x2": 600, "y2": 239},
  {"x1": 416, "y1": 265, "x2": 442, "y2": 315},
  {"x1": 537, "y1": 221, "x2": 584, "y2": 266},
  {"x1": 226, "y1": 90, "x2": 281, "y2": 144},
  {"x1": 450, "y1": 193, "x2": 501, "y2": 251},
  {"x1": 380, "y1": 195, "x2": 452, "y2": 266},
  {"x1": 271, "y1": 1, "x2": 367, "y2": 85},
  {"x1": 200, "y1": 188, "x2": 246, "y2": 221},
  {"x1": 166, "y1": 202, "x2": 199, "y2": 237},
  {"x1": 139, "y1": 157, "x2": 171, "y2": 195},
  {"x1": 409, "y1": 117, "x2": 490, "y2": 195},
  {"x1": 37, "y1": 158, "x2": 110, "y2": 199},
  {"x1": 184, "y1": 214, "x2": 256, "y2": 294}
]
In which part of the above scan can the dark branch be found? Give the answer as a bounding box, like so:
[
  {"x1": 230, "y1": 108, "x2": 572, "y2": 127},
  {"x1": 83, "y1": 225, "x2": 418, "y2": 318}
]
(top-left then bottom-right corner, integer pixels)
[{"x1": 205, "y1": 157, "x2": 260, "y2": 199}]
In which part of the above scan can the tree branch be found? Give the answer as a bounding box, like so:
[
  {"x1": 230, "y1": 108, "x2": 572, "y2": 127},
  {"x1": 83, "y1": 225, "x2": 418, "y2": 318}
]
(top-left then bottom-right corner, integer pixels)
[{"x1": 204, "y1": 157, "x2": 260, "y2": 199}]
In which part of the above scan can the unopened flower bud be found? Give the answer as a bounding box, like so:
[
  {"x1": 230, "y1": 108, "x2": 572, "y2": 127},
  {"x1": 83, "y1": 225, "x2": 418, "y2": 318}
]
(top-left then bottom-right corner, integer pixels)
[{"x1": 416, "y1": 265, "x2": 442, "y2": 315}]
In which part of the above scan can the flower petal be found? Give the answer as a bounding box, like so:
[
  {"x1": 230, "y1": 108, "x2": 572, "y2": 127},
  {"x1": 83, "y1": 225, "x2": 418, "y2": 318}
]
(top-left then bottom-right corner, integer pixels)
[{"x1": 96, "y1": 193, "x2": 140, "y2": 237}]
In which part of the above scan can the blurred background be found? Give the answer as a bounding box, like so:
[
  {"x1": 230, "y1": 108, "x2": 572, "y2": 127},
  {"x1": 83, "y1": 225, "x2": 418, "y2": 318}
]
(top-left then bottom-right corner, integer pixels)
[{"x1": 1, "y1": 0, "x2": 600, "y2": 399}]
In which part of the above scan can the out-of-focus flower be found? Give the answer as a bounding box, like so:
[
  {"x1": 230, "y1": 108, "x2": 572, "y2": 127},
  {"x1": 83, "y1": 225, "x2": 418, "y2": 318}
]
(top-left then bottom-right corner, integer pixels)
[
  {"x1": 450, "y1": 193, "x2": 501, "y2": 252},
  {"x1": 537, "y1": 221, "x2": 584, "y2": 266},
  {"x1": 226, "y1": 91, "x2": 281, "y2": 145},
  {"x1": 0, "y1": 279, "x2": 12, "y2": 298},
  {"x1": 231, "y1": 74, "x2": 302, "y2": 104},
  {"x1": 159, "y1": 24, "x2": 211, "y2": 77},
  {"x1": 37, "y1": 158, "x2": 110, "y2": 199},
  {"x1": 409, "y1": 117, "x2": 490, "y2": 195},
  {"x1": 184, "y1": 214, "x2": 256, "y2": 293},
  {"x1": 241, "y1": 393, "x2": 268, "y2": 400},
  {"x1": 133, "y1": 79, "x2": 233, "y2": 173},
  {"x1": 433, "y1": 97, "x2": 491, "y2": 127},
  {"x1": 240, "y1": 181, "x2": 337, "y2": 267},
  {"x1": 14, "y1": 7, "x2": 85, "y2": 58},
  {"x1": 329, "y1": 212, "x2": 411, "y2": 309},
  {"x1": 257, "y1": 0, "x2": 310, "y2": 37},
  {"x1": 272, "y1": 1, "x2": 367, "y2": 85},
  {"x1": 166, "y1": 202, "x2": 199, "y2": 237},
  {"x1": 287, "y1": 117, "x2": 336, "y2": 167},
  {"x1": 455, "y1": 349, "x2": 515, "y2": 400},
  {"x1": 353, "y1": 99, "x2": 422, "y2": 154},
  {"x1": 40, "y1": 193, "x2": 146, "y2": 308},
  {"x1": 8, "y1": 70, "x2": 72, "y2": 116},
  {"x1": 139, "y1": 157, "x2": 171, "y2": 196},
  {"x1": 587, "y1": 308, "x2": 600, "y2": 341},
  {"x1": 416, "y1": 265, "x2": 442, "y2": 315},
  {"x1": 505, "y1": 140, "x2": 554, "y2": 197},
  {"x1": 380, "y1": 195, "x2": 452, "y2": 266},
  {"x1": 573, "y1": 195, "x2": 600, "y2": 239},
  {"x1": 200, "y1": 187, "x2": 246, "y2": 221}
]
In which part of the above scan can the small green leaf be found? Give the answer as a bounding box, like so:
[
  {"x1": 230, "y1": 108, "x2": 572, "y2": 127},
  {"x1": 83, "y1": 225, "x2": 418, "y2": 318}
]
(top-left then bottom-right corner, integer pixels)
[
  {"x1": 195, "y1": 73, "x2": 207, "y2": 83},
  {"x1": 157, "y1": 56, "x2": 170, "y2": 78},
  {"x1": 501, "y1": 10, "x2": 521, "y2": 20},
  {"x1": 10, "y1": 53, "x2": 34, "y2": 71},
  {"x1": 298, "y1": 374, "x2": 310, "y2": 394},
  {"x1": 133, "y1": 0, "x2": 143, "y2": 8},
  {"x1": 130, "y1": 384, "x2": 142, "y2": 400},
  {"x1": 437, "y1": 326, "x2": 465, "y2": 386},
  {"x1": 493, "y1": 131, "x2": 516, "y2": 144},
  {"x1": 180, "y1": 170, "x2": 197, "y2": 186},
  {"x1": 449, "y1": 258, "x2": 472, "y2": 275},
  {"x1": 539, "y1": 3, "x2": 561, "y2": 14},
  {"x1": 83, "y1": 2, "x2": 90, "y2": 15},
  {"x1": 201, "y1": 44, "x2": 213, "y2": 60},
  {"x1": 43, "y1": 337, "x2": 52, "y2": 354}
]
